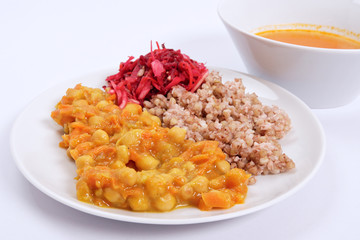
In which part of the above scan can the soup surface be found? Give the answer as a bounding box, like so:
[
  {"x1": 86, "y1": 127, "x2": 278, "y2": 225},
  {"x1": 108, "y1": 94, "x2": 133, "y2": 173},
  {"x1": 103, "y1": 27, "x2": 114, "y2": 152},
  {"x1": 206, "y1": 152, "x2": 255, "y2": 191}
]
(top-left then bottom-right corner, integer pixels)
[{"x1": 256, "y1": 29, "x2": 360, "y2": 49}]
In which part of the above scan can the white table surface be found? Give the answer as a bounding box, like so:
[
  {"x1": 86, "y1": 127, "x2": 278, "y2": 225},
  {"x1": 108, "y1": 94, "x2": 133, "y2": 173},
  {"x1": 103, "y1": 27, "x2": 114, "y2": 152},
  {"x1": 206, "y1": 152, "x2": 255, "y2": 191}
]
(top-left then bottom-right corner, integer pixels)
[{"x1": 1, "y1": 0, "x2": 359, "y2": 239}]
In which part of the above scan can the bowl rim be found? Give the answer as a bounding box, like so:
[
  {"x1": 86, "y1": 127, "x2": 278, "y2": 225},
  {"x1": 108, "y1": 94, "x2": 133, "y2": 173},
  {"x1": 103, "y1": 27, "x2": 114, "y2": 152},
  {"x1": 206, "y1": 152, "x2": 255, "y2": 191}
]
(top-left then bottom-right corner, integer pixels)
[{"x1": 217, "y1": 0, "x2": 360, "y2": 54}]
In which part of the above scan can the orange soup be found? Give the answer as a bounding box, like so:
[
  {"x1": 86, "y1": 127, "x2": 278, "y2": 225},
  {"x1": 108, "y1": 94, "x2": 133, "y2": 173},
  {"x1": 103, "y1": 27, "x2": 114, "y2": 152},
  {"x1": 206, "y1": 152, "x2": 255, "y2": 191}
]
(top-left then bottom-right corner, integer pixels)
[{"x1": 256, "y1": 29, "x2": 360, "y2": 49}]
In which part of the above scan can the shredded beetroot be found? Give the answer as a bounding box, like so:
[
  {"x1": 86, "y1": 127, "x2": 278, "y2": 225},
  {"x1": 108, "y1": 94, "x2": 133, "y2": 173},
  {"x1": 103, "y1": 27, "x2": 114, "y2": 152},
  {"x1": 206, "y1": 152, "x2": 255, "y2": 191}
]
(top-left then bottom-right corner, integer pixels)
[{"x1": 105, "y1": 43, "x2": 208, "y2": 108}]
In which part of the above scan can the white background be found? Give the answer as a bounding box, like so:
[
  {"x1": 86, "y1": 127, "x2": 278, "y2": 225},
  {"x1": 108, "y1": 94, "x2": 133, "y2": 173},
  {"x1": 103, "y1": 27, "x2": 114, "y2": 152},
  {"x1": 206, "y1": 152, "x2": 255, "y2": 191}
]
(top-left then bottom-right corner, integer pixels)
[{"x1": 1, "y1": 0, "x2": 359, "y2": 239}]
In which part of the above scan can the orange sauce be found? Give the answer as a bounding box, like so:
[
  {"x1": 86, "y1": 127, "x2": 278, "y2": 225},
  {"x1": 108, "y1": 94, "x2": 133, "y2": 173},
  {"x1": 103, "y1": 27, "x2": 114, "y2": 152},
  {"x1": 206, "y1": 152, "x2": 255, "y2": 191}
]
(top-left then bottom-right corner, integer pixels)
[
  {"x1": 51, "y1": 84, "x2": 250, "y2": 212},
  {"x1": 256, "y1": 29, "x2": 360, "y2": 49}
]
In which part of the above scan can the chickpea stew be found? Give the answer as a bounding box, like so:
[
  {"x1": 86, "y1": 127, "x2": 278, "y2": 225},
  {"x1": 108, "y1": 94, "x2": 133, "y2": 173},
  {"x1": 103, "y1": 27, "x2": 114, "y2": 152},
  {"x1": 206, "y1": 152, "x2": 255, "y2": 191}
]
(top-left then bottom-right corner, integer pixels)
[{"x1": 51, "y1": 84, "x2": 250, "y2": 212}]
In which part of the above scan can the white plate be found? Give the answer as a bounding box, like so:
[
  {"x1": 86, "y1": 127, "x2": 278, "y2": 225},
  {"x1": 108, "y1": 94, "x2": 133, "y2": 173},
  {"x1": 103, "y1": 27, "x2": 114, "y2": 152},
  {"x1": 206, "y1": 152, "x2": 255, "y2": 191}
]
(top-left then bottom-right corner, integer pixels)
[{"x1": 10, "y1": 67, "x2": 325, "y2": 225}]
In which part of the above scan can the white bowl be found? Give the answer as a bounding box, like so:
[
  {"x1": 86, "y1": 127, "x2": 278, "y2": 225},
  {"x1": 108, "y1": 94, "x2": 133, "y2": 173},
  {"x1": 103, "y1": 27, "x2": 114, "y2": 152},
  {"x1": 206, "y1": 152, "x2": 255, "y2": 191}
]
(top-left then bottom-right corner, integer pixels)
[{"x1": 218, "y1": 0, "x2": 360, "y2": 108}]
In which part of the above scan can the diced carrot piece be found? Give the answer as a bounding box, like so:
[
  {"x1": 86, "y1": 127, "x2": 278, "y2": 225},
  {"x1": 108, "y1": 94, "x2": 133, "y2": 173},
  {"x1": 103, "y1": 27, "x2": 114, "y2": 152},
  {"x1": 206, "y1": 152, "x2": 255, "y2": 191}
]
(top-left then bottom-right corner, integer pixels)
[
  {"x1": 225, "y1": 168, "x2": 250, "y2": 189},
  {"x1": 82, "y1": 166, "x2": 113, "y2": 189},
  {"x1": 198, "y1": 198, "x2": 212, "y2": 211},
  {"x1": 51, "y1": 105, "x2": 75, "y2": 125},
  {"x1": 189, "y1": 154, "x2": 209, "y2": 164},
  {"x1": 201, "y1": 190, "x2": 232, "y2": 209},
  {"x1": 90, "y1": 145, "x2": 117, "y2": 163},
  {"x1": 73, "y1": 142, "x2": 94, "y2": 158},
  {"x1": 123, "y1": 187, "x2": 143, "y2": 198},
  {"x1": 69, "y1": 122, "x2": 91, "y2": 135},
  {"x1": 60, "y1": 135, "x2": 70, "y2": 148},
  {"x1": 180, "y1": 141, "x2": 209, "y2": 160},
  {"x1": 202, "y1": 141, "x2": 219, "y2": 153},
  {"x1": 69, "y1": 133, "x2": 91, "y2": 149}
]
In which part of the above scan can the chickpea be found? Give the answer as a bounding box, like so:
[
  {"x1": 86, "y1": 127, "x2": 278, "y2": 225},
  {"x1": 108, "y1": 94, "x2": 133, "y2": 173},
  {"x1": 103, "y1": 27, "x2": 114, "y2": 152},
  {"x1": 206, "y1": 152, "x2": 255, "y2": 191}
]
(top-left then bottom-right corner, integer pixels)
[
  {"x1": 145, "y1": 175, "x2": 167, "y2": 199},
  {"x1": 215, "y1": 160, "x2": 230, "y2": 174},
  {"x1": 95, "y1": 189, "x2": 103, "y2": 197},
  {"x1": 209, "y1": 176, "x2": 226, "y2": 189},
  {"x1": 168, "y1": 168, "x2": 185, "y2": 176},
  {"x1": 107, "y1": 105, "x2": 121, "y2": 114},
  {"x1": 165, "y1": 145, "x2": 180, "y2": 159},
  {"x1": 109, "y1": 160, "x2": 125, "y2": 169},
  {"x1": 182, "y1": 161, "x2": 195, "y2": 172},
  {"x1": 160, "y1": 173, "x2": 174, "y2": 183},
  {"x1": 154, "y1": 141, "x2": 179, "y2": 161},
  {"x1": 136, "y1": 154, "x2": 160, "y2": 171},
  {"x1": 88, "y1": 116, "x2": 105, "y2": 129},
  {"x1": 123, "y1": 103, "x2": 142, "y2": 115},
  {"x1": 116, "y1": 167, "x2": 137, "y2": 186},
  {"x1": 75, "y1": 155, "x2": 94, "y2": 169},
  {"x1": 154, "y1": 194, "x2": 176, "y2": 212},
  {"x1": 150, "y1": 116, "x2": 161, "y2": 126},
  {"x1": 168, "y1": 127, "x2": 187, "y2": 144},
  {"x1": 128, "y1": 194, "x2": 150, "y2": 211},
  {"x1": 90, "y1": 90, "x2": 103, "y2": 103},
  {"x1": 96, "y1": 100, "x2": 109, "y2": 110},
  {"x1": 73, "y1": 99, "x2": 88, "y2": 107},
  {"x1": 116, "y1": 144, "x2": 129, "y2": 164},
  {"x1": 179, "y1": 184, "x2": 194, "y2": 200},
  {"x1": 92, "y1": 129, "x2": 109, "y2": 145},
  {"x1": 76, "y1": 180, "x2": 92, "y2": 203},
  {"x1": 95, "y1": 180, "x2": 102, "y2": 188},
  {"x1": 103, "y1": 188, "x2": 126, "y2": 204},
  {"x1": 67, "y1": 88, "x2": 83, "y2": 99},
  {"x1": 116, "y1": 129, "x2": 143, "y2": 147},
  {"x1": 190, "y1": 176, "x2": 209, "y2": 193},
  {"x1": 137, "y1": 170, "x2": 156, "y2": 185},
  {"x1": 139, "y1": 111, "x2": 155, "y2": 126},
  {"x1": 110, "y1": 132, "x2": 122, "y2": 144}
]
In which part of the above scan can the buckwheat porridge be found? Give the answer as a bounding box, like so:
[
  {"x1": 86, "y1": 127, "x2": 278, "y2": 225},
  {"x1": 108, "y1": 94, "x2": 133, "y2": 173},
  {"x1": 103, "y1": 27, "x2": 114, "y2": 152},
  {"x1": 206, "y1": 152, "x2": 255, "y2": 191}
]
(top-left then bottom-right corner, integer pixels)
[{"x1": 144, "y1": 71, "x2": 295, "y2": 183}]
